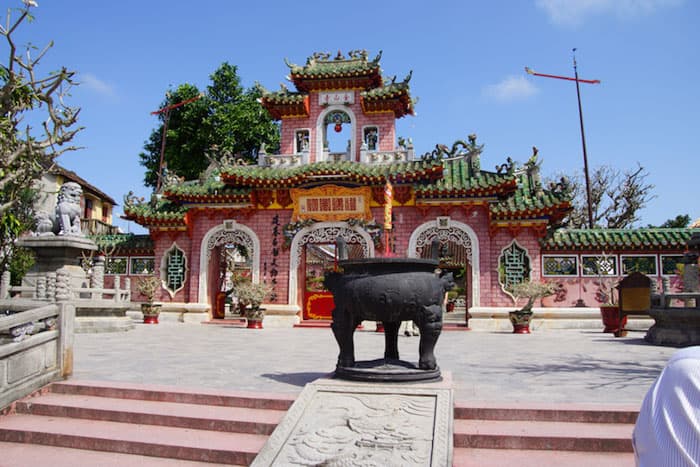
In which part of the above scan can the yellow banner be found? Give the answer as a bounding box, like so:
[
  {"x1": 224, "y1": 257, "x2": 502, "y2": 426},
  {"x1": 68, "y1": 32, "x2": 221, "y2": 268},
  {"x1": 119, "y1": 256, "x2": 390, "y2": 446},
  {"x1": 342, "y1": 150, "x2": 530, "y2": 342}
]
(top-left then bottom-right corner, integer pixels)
[{"x1": 291, "y1": 185, "x2": 373, "y2": 222}]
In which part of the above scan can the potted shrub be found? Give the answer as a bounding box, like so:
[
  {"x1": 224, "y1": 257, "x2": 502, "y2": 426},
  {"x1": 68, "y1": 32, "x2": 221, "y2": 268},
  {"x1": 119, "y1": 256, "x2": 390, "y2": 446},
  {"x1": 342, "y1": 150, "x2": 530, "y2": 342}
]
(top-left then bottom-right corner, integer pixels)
[
  {"x1": 235, "y1": 281, "x2": 273, "y2": 329},
  {"x1": 508, "y1": 280, "x2": 557, "y2": 334},
  {"x1": 137, "y1": 275, "x2": 162, "y2": 324},
  {"x1": 586, "y1": 253, "x2": 624, "y2": 333}
]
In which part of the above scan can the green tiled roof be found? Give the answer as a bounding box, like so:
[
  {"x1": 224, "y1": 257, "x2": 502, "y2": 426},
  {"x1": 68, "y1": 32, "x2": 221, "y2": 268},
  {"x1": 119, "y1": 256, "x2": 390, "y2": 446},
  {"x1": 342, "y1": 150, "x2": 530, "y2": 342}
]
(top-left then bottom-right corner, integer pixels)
[
  {"x1": 220, "y1": 160, "x2": 444, "y2": 188},
  {"x1": 361, "y1": 79, "x2": 410, "y2": 101},
  {"x1": 122, "y1": 198, "x2": 188, "y2": 228},
  {"x1": 415, "y1": 158, "x2": 517, "y2": 199},
  {"x1": 541, "y1": 228, "x2": 696, "y2": 251},
  {"x1": 260, "y1": 89, "x2": 307, "y2": 105},
  {"x1": 90, "y1": 234, "x2": 154, "y2": 254},
  {"x1": 164, "y1": 179, "x2": 251, "y2": 204},
  {"x1": 490, "y1": 188, "x2": 571, "y2": 220},
  {"x1": 288, "y1": 50, "x2": 382, "y2": 80}
]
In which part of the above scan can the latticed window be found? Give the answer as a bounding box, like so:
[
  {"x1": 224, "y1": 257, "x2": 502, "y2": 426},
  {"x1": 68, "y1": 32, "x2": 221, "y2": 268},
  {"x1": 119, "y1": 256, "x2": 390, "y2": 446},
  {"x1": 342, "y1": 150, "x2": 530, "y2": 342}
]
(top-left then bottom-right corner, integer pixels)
[
  {"x1": 105, "y1": 257, "x2": 127, "y2": 275},
  {"x1": 498, "y1": 241, "x2": 531, "y2": 294},
  {"x1": 621, "y1": 255, "x2": 657, "y2": 275},
  {"x1": 130, "y1": 257, "x2": 155, "y2": 275},
  {"x1": 163, "y1": 244, "x2": 187, "y2": 296},
  {"x1": 661, "y1": 255, "x2": 684, "y2": 276},
  {"x1": 581, "y1": 255, "x2": 618, "y2": 277},
  {"x1": 542, "y1": 255, "x2": 578, "y2": 277}
]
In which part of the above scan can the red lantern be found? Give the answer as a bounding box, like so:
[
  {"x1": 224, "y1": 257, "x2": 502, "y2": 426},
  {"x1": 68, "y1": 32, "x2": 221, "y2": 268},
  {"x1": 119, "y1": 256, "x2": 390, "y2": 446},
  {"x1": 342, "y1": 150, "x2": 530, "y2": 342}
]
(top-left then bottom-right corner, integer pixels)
[{"x1": 334, "y1": 122, "x2": 342, "y2": 132}]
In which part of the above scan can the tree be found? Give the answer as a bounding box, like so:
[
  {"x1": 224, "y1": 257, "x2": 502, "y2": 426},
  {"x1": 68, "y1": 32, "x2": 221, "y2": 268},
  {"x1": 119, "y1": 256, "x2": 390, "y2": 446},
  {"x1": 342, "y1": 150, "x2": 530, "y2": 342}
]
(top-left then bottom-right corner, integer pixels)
[
  {"x1": 0, "y1": 2, "x2": 81, "y2": 278},
  {"x1": 0, "y1": 2, "x2": 82, "y2": 217},
  {"x1": 648, "y1": 214, "x2": 690, "y2": 229},
  {"x1": 550, "y1": 164, "x2": 655, "y2": 229},
  {"x1": 139, "y1": 62, "x2": 279, "y2": 189}
]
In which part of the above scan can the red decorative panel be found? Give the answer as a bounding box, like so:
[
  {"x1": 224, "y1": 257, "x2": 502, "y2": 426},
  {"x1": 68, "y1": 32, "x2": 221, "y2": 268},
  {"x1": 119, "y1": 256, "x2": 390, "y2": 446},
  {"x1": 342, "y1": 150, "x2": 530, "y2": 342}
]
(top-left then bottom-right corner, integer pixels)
[
  {"x1": 304, "y1": 291, "x2": 334, "y2": 320},
  {"x1": 255, "y1": 190, "x2": 274, "y2": 208},
  {"x1": 276, "y1": 189, "x2": 292, "y2": 208},
  {"x1": 393, "y1": 185, "x2": 412, "y2": 205}
]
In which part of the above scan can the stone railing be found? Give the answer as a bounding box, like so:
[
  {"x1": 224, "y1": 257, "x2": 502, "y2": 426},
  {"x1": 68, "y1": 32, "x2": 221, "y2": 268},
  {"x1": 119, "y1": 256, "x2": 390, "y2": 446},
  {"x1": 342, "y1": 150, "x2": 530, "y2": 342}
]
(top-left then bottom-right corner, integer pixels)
[
  {"x1": 360, "y1": 148, "x2": 413, "y2": 165},
  {"x1": 258, "y1": 145, "x2": 415, "y2": 167},
  {"x1": 2, "y1": 268, "x2": 130, "y2": 303},
  {"x1": 0, "y1": 301, "x2": 74, "y2": 410}
]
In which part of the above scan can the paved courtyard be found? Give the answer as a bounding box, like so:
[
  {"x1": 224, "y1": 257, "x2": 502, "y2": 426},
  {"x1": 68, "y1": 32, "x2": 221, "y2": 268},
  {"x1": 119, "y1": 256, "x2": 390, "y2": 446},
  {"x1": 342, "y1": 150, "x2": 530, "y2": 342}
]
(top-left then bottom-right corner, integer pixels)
[{"x1": 72, "y1": 323, "x2": 678, "y2": 405}]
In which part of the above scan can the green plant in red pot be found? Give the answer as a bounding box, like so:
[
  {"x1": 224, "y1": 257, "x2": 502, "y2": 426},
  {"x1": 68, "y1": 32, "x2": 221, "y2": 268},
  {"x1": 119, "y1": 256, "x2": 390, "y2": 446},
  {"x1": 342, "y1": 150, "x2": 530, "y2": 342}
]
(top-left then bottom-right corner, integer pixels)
[
  {"x1": 235, "y1": 281, "x2": 273, "y2": 329},
  {"x1": 137, "y1": 275, "x2": 162, "y2": 324},
  {"x1": 508, "y1": 280, "x2": 557, "y2": 334}
]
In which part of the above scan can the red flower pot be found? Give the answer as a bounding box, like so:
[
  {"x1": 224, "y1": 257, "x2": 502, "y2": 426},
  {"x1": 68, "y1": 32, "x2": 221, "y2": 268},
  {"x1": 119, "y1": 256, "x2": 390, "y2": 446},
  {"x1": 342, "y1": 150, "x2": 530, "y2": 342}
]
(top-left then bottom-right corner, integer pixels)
[{"x1": 600, "y1": 305, "x2": 626, "y2": 333}]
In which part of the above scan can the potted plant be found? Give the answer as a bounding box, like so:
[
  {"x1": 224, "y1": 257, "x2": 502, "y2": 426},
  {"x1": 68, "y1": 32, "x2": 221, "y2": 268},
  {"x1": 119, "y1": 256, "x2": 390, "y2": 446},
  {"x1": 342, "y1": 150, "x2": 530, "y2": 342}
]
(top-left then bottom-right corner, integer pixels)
[
  {"x1": 586, "y1": 253, "x2": 624, "y2": 333},
  {"x1": 136, "y1": 275, "x2": 162, "y2": 324},
  {"x1": 446, "y1": 290, "x2": 458, "y2": 313},
  {"x1": 508, "y1": 280, "x2": 557, "y2": 334},
  {"x1": 235, "y1": 281, "x2": 273, "y2": 329}
]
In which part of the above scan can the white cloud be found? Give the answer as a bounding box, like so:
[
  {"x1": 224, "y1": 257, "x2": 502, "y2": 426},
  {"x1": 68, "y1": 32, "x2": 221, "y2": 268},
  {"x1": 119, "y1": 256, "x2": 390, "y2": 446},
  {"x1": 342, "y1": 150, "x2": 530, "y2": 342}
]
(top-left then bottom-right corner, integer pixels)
[
  {"x1": 483, "y1": 75, "x2": 539, "y2": 102},
  {"x1": 535, "y1": 0, "x2": 684, "y2": 27},
  {"x1": 81, "y1": 73, "x2": 116, "y2": 98}
]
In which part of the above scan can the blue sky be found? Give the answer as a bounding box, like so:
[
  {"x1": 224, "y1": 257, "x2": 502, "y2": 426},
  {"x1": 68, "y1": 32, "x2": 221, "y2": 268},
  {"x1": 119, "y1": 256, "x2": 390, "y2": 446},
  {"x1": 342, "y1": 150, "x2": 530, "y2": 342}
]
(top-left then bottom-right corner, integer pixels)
[{"x1": 8, "y1": 0, "x2": 698, "y2": 233}]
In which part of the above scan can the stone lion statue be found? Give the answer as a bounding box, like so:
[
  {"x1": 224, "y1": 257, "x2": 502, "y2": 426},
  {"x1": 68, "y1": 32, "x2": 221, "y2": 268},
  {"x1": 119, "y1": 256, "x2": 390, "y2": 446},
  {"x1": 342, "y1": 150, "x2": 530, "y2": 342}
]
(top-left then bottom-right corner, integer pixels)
[{"x1": 55, "y1": 182, "x2": 83, "y2": 236}]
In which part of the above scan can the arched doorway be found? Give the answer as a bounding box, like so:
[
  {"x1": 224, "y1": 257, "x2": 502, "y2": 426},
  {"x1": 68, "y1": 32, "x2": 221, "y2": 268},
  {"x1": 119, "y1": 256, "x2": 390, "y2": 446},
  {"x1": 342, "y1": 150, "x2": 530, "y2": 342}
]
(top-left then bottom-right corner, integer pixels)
[
  {"x1": 316, "y1": 106, "x2": 356, "y2": 163},
  {"x1": 198, "y1": 221, "x2": 260, "y2": 317},
  {"x1": 288, "y1": 222, "x2": 374, "y2": 320},
  {"x1": 407, "y1": 218, "x2": 480, "y2": 308}
]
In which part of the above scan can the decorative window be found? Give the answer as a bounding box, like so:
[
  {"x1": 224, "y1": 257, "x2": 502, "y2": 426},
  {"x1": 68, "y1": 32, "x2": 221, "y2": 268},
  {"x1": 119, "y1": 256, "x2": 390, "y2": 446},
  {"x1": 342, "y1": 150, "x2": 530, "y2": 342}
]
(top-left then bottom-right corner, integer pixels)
[
  {"x1": 581, "y1": 254, "x2": 618, "y2": 277},
  {"x1": 161, "y1": 243, "x2": 187, "y2": 297},
  {"x1": 363, "y1": 126, "x2": 379, "y2": 151},
  {"x1": 105, "y1": 257, "x2": 127, "y2": 275},
  {"x1": 661, "y1": 255, "x2": 684, "y2": 276},
  {"x1": 542, "y1": 255, "x2": 578, "y2": 277},
  {"x1": 498, "y1": 241, "x2": 531, "y2": 296},
  {"x1": 130, "y1": 257, "x2": 155, "y2": 275},
  {"x1": 294, "y1": 129, "x2": 310, "y2": 153},
  {"x1": 621, "y1": 255, "x2": 657, "y2": 275}
]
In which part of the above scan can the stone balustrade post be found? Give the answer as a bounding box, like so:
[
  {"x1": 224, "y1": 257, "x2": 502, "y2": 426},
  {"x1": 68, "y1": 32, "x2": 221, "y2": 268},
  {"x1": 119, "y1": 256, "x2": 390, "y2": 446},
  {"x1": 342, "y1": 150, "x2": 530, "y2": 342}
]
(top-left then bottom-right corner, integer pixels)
[
  {"x1": 92, "y1": 255, "x2": 105, "y2": 291},
  {"x1": 124, "y1": 277, "x2": 131, "y2": 301},
  {"x1": 57, "y1": 301, "x2": 75, "y2": 377},
  {"x1": 36, "y1": 276, "x2": 47, "y2": 300},
  {"x1": 0, "y1": 270, "x2": 9, "y2": 299},
  {"x1": 46, "y1": 272, "x2": 56, "y2": 303},
  {"x1": 113, "y1": 275, "x2": 121, "y2": 302},
  {"x1": 55, "y1": 268, "x2": 71, "y2": 302}
]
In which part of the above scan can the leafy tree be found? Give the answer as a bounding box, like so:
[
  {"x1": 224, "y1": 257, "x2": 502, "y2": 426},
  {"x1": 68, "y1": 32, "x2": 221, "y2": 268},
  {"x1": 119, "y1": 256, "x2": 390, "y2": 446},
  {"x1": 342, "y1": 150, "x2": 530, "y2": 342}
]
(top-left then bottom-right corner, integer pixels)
[
  {"x1": 0, "y1": 2, "x2": 82, "y2": 217},
  {"x1": 139, "y1": 62, "x2": 279, "y2": 189},
  {"x1": 549, "y1": 164, "x2": 655, "y2": 229},
  {"x1": 648, "y1": 214, "x2": 690, "y2": 229}
]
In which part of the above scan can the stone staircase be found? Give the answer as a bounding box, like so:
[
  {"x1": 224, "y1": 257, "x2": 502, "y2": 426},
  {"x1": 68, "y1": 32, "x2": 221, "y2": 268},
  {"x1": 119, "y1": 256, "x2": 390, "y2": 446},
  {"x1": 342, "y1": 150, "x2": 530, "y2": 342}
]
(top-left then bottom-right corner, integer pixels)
[
  {"x1": 0, "y1": 380, "x2": 294, "y2": 466},
  {"x1": 452, "y1": 401, "x2": 637, "y2": 466},
  {"x1": 0, "y1": 381, "x2": 636, "y2": 466}
]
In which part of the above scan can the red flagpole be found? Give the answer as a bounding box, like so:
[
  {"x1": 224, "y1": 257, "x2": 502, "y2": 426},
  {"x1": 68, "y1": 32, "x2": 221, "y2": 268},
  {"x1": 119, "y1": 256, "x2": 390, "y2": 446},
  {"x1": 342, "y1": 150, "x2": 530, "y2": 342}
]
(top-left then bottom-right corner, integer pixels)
[{"x1": 525, "y1": 50, "x2": 600, "y2": 229}]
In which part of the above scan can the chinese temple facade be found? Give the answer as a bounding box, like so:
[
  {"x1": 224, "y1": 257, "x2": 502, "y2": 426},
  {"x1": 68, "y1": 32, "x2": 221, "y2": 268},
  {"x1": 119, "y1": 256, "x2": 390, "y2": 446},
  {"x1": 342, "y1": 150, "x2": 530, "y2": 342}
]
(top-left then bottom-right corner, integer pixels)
[{"x1": 113, "y1": 50, "x2": 694, "y2": 324}]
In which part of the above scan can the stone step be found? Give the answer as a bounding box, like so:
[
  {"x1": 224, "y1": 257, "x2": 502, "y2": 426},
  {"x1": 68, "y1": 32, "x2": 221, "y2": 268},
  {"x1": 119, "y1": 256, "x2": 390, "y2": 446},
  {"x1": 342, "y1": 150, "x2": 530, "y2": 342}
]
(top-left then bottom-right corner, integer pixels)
[
  {"x1": 454, "y1": 418, "x2": 633, "y2": 452},
  {"x1": 0, "y1": 441, "x2": 240, "y2": 467},
  {"x1": 0, "y1": 413, "x2": 266, "y2": 465},
  {"x1": 49, "y1": 379, "x2": 295, "y2": 411},
  {"x1": 15, "y1": 392, "x2": 285, "y2": 435},
  {"x1": 454, "y1": 401, "x2": 638, "y2": 424},
  {"x1": 453, "y1": 447, "x2": 633, "y2": 466}
]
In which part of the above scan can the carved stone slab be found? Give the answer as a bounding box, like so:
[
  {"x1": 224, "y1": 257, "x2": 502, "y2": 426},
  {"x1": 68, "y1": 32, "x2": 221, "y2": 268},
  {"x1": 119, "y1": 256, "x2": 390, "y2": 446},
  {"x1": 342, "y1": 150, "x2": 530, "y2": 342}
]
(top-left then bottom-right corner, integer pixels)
[{"x1": 252, "y1": 373, "x2": 453, "y2": 467}]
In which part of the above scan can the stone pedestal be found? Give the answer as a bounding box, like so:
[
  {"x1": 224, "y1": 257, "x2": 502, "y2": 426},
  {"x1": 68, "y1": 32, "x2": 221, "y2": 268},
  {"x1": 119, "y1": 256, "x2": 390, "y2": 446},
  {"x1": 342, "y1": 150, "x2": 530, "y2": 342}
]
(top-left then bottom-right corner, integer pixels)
[
  {"x1": 252, "y1": 373, "x2": 454, "y2": 466},
  {"x1": 18, "y1": 236, "x2": 97, "y2": 298},
  {"x1": 645, "y1": 307, "x2": 700, "y2": 346}
]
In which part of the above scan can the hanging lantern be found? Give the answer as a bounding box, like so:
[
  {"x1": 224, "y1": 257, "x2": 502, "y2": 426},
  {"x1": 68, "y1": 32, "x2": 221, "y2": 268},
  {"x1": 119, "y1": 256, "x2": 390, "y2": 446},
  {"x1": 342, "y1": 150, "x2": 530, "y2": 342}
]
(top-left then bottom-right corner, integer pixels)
[{"x1": 333, "y1": 113, "x2": 342, "y2": 133}]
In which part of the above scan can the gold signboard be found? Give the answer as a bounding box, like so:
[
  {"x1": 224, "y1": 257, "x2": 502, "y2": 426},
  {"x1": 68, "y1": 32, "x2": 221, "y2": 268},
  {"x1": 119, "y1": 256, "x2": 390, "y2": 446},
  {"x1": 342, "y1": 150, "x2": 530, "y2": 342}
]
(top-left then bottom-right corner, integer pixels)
[{"x1": 291, "y1": 185, "x2": 372, "y2": 222}]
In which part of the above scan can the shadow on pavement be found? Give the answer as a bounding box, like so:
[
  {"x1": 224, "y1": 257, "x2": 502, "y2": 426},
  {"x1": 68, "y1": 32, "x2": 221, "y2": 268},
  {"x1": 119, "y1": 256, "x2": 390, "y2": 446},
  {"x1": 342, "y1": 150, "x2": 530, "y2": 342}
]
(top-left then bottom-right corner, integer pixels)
[{"x1": 262, "y1": 372, "x2": 331, "y2": 387}]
